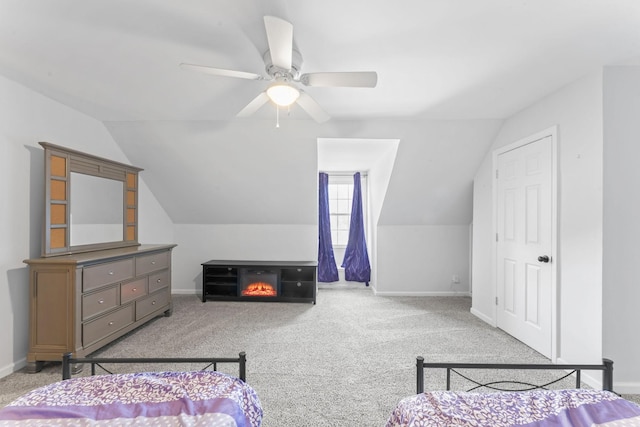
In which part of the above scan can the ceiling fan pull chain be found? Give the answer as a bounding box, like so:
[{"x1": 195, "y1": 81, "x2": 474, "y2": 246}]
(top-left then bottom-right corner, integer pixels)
[{"x1": 276, "y1": 105, "x2": 280, "y2": 128}]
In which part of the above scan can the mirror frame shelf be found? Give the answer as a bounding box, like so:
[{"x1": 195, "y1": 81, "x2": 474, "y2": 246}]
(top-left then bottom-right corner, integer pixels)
[{"x1": 40, "y1": 142, "x2": 144, "y2": 257}]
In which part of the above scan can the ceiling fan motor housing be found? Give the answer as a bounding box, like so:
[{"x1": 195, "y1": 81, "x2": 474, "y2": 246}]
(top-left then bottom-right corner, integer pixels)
[{"x1": 263, "y1": 49, "x2": 303, "y2": 81}]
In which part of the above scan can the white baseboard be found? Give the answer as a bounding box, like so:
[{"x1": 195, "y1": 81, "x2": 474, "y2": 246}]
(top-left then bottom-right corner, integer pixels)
[
  {"x1": 611, "y1": 382, "x2": 640, "y2": 394},
  {"x1": 470, "y1": 307, "x2": 495, "y2": 327},
  {"x1": 0, "y1": 358, "x2": 26, "y2": 379},
  {"x1": 171, "y1": 289, "x2": 198, "y2": 295},
  {"x1": 557, "y1": 354, "x2": 640, "y2": 394},
  {"x1": 578, "y1": 372, "x2": 602, "y2": 390},
  {"x1": 373, "y1": 290, "x2": 471, "y2": 297},
  {"x1": 554, "y1": 357, "x2": 594, "y2": 386},
  {"x1": 552, "y1": 357, "x2": 640, "y2": 393}
]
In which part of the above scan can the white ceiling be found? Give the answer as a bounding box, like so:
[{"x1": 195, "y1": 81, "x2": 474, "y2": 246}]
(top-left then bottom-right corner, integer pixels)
[
  {"x1": 317, "y1": 138, "x2": 399, "y2": 173},
  {"x1": 2, "y1": 0, "x2": 640, "y2": 122},
  {"x1": 3, "y1": 1, "x2": 640, "y2": 226}
]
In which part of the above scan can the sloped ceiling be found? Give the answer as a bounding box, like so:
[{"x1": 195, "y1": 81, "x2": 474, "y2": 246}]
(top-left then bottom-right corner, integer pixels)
[
  {"x1": 2, "y1": 0, "x2": 639, "y2": 121},
  {"x1": 2, "y1": 1, "x2": 640, "y2": 226}
]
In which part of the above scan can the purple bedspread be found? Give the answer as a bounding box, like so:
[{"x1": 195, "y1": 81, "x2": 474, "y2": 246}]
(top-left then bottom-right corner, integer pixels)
[
  {"x1": 386, "y1": 389, "x2": 640, "y2": 427},
  {"x1": 0, "y1": 370, "x2": 262, "y2": 426}
]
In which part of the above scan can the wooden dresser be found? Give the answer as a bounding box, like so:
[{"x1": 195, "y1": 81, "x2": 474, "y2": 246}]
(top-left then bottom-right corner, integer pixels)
[{"x1": 24, "y1": 244, "x2": 176, "y2": 373}]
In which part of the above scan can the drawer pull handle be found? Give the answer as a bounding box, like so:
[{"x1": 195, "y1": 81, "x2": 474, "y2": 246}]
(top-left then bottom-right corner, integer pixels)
[
  {"x1": 108, "y1": 321, "x2": 114, "y2": 326},
  {"x1": 151, "y1": 261, "x2": 156, "y2": 265},
  {"x1": 152, "y1": 301, "x2": 156, "y2": 305},
  {"x1": 157, "y1": 279, "x2": 161, "y2": 283},
  {"x1": 98, "y1": 300, "x2": 104, "y2": 304},
  {"x1": 132, "y1": 288, "x2": 137, "y2": 292},
  {"x1": 297, "y1": 282, "x2": 302, "y2": 287},
  {"x1": 108, "y1": 271, "x2": 114, "y2": 275}
]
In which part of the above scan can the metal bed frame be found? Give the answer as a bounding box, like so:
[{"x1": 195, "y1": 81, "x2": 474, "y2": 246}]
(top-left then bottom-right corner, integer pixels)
[
  {"x1": 416, "y1": 357, "x2": 614, "y2": 394},
  {"x1": 62, "y1": 351, "x2": 247, "y2": 381}
]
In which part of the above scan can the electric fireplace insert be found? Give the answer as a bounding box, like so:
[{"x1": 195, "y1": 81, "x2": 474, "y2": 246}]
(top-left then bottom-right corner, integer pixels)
[
  {"x1": 239, "y1": 268, "x2": 279, "y2": 297},
  {"x1": 201, "y1": 260, "x2": 317, "y2": 303}
]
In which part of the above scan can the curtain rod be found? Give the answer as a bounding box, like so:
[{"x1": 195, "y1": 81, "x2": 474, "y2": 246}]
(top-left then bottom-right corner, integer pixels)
[{"x1": 318, "y1": 171, "x2": 368, "y2": 177}]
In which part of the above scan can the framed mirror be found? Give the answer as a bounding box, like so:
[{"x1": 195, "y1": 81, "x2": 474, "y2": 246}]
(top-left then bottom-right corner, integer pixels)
[
  {"x1": 69, "y1": 172, "x2": 124, "y2": 246},
  {"x1": 40, "y1": 142, "x2": 143, "y2": 257}
]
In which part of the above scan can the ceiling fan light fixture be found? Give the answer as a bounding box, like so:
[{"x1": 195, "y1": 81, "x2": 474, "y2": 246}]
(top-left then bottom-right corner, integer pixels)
[{"x1": 267, "y1": 83, "x2": 300, "y2": 106}]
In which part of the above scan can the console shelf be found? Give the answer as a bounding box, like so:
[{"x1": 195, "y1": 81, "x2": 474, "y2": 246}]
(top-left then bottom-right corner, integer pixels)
[{"x1": 201, "y1": 260, "x2": 317, "y2": 304}]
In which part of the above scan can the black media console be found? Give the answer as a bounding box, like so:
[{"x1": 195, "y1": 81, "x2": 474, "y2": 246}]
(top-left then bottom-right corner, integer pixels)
[{"x1": 201, "y1": 260, "x2": 317, "y2": 304}]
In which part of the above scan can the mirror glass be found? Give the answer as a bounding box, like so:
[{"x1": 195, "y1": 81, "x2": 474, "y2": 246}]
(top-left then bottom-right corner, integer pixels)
[{"x1": 70, "y1": 172, "x2": 124, "y2": 246}]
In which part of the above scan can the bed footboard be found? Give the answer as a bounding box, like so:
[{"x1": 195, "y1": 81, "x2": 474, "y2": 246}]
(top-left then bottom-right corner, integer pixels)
[
  {"x1": 416, "y1": 357, "x2": 613, "y2": 394},
  {"x1": 62, "y1": 352, "x2": 247, "y2": 381}
]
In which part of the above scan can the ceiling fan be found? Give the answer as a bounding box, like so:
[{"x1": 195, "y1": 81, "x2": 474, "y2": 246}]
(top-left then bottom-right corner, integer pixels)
[{"x1": 180, "y1": 16, "x2": 378, "y2": 123}]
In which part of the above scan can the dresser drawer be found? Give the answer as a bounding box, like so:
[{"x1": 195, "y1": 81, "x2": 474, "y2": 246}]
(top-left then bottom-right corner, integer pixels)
[
  {"x1": 83, "y1": 258, "x2": 134, "y2": 292},
  {"x1": 148, "y1": 270, "x2": 170, "y2": 293},
  {"x1": 83, "y1": 304, "x2": 134, "y2": 346},
  {"x1": 136, "y1": 251, "x2": 169, "y2": 276},
  {"x1": 82, "y1": 286, "x2": 119, "y2": 320},
  {"x1": 121, "y1": 278, "x2": 147, "y2": 304},
  {"x1": 136, "y1": 289, "x2": 170, "y2": 321}
]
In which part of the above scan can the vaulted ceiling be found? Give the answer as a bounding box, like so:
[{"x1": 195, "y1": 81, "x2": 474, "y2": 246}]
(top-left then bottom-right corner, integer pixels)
[
  {"x1": 2, "y1": 0, "x2": 639, "y2": 122},
  {"x1": 2, "y1": 1, "x2": 640, "y2": 225}
]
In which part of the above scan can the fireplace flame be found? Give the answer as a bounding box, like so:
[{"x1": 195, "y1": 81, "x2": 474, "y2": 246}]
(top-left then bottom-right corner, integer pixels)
[{"x1": 242, "y1": 282, "x2": 277, "y2": 296}]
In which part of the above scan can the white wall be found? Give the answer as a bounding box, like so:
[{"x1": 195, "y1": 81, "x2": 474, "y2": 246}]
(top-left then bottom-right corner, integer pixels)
[
  {"x1": 138, "y1": 178, "x2": 174, "y2": 244},
  {"x1": 367, "y1": 142, "x2": 400, "y2": 290},
  {"x1": 375, "y1": 225, "x2": 471, "y2": 295},
  {"x1": 0, "y1": 75, "x2": 172, "y2": 377},
  {"x1": 0, "y1": 74, "x2": 502, "y2": 377},
  {"x1": 602, "y1": 65, "x2": 640, "y2": 393},
  {"x1": 471, "y1": 71, "x2": 604, "y2": 367},
  {"x1": 470, "y1": 165, "x2": 495, "y2": 324},
  {"x1": 140, "y1": 119, "x2": 500, "y2": 296},
  {"x1": 171, "y1": 224, "x2": 316, "y2": 294}
]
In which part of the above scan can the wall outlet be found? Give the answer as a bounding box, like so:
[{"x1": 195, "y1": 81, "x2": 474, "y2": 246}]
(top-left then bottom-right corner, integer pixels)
[{"x1": 451, "y1": 274, "x2": 460, "y2": 284}]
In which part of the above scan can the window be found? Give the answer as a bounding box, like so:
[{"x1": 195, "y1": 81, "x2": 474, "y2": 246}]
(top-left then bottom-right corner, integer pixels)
[{"x1": 327, "y1": 174, "x2": 367, "y2": 247}]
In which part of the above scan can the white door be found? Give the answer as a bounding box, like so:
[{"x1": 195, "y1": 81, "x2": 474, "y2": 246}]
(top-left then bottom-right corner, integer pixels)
[{"x1": 496, "y1": 135, "x2": 553, "y2": 358}]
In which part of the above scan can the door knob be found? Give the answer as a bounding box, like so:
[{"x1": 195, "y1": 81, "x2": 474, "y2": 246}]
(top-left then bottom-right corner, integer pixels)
[{"x1": 538, "y1": 255, "x2": 550, "y2": 263}]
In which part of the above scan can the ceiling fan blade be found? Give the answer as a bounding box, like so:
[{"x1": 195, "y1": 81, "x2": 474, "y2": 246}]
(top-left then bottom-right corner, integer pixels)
[
  {"x1": 237, "y1": 92, "x2": 270, "y2": 117},
  {"x1": 263, "y1": 16, "x2": 293, "y2": 70},
  {"x1": 180, "y1": 63, "x2": 264, "y2": 80},
  {"x1": 296, "y1": 91, "x2": 330, "y2": 123},
  {"x1": 300, "y1": 71, "x2": 378, "y2": 88}
]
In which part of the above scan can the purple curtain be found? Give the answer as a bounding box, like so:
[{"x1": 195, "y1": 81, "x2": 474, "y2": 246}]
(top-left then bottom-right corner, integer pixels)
[
  {"x1": 341, "y1": 172, "x2": 371, "y2": 285},
  {"x1": 318, "y1": 172, "x2": 339, "y2": 282}
]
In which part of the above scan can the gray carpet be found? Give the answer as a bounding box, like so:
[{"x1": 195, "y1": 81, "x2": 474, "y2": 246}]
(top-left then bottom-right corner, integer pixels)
[{"x1": 1, "y1": 288, "x2": 638, "y2": 426}]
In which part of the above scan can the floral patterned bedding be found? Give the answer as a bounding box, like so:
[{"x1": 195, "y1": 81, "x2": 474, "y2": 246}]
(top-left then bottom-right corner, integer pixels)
[
  {"x1": 386, "y1": 389, "x2": 640, "y2": 427},
  {"x1": 0, "y1": 370, "x2": 262, "y2": 426}
]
